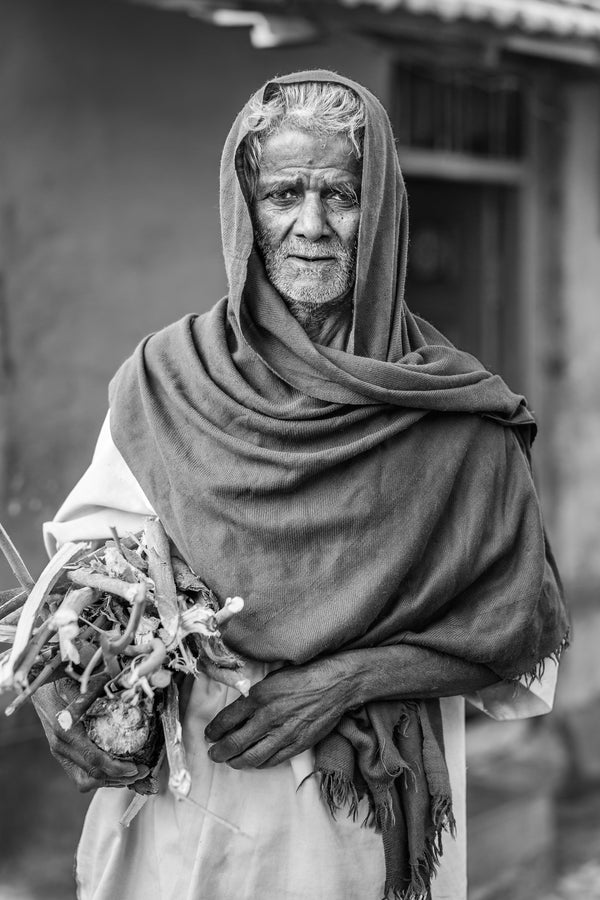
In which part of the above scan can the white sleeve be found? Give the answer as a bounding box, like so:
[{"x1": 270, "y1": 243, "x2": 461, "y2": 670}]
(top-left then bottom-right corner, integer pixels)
[
  {"x1": 43, "y1": 412, "x2": 155, "y2": 555},
  {"x1": 465, "y1": 660, "x2": 558, "y2": 720}
]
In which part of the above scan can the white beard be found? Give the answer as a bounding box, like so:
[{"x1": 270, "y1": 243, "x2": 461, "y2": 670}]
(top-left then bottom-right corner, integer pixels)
[{"x1": 256, "y1": 231, "x2": 357, "y2": 310}]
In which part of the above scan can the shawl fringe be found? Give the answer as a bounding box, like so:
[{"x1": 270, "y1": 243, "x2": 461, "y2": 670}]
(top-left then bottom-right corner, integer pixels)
[
  {"x1": 382, "y1": 795, "x2": 455, "y2": 900},
  {"x1": 504, "y1": 628, "x2": 570, "y2": 689},
  {"x1": 319, "y1": 772, "x2": 401, "y2": 834},
  {"x1": 319, "y1": 771, "x2": 361, "y2": 822},
  {"x1": 362, "y1": 795, "x2": 396, "y2": 833},
  {"x1": 320, "y1": 765, "x2": 457, "y2": 900}
]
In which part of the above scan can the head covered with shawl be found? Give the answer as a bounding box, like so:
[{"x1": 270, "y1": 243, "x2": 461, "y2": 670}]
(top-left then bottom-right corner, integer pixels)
[{"x1": 109, "y1": 71, "x2": 569, "y2": 899}]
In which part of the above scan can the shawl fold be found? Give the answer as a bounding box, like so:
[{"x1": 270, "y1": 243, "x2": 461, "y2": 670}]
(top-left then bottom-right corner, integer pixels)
[{"x1": 108, "y1": 71, "x2": 568, "y2": 899}]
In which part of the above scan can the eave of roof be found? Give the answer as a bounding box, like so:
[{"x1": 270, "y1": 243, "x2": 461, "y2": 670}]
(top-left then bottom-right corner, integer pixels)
[
  {"x1": 338, "y1": 0, "x2": 600, "y2": 38},
  {"x1": 126, "y1": 0, "x2": 600, "y2": 56}
]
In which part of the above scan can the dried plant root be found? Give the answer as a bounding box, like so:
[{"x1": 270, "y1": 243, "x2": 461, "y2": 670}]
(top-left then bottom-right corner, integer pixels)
[
  {"x1": 196, "y1": 633, "x2": 242, "y2": 669},
  {"x1": 171, "y1": 556, "x2": 214, "y2": 600},
  {"x1": 79, "y1": 647, "x2": 103, "y2": 695},
  {"x1": 0, "y1": 522, "x2": 35, "y2": 593},
  {"x1": 67, "y1": 570, "x2": 145, "y2": 606},
  {"x1": 196, "y1": 658, "x2": 251, "y2": 697},
  {"x1": 57, "y1": 671, "x2": 113, "y2": 732},
  {"x1": 214, "y1": 596, "x2": 244, "y2": 628},
  {"x1": 145, "y1": 518, "x2": 180, "y2": 644},
  {"x1": 12, "y1": 586, "x2": 96, "y2": 686},
  {"x1": 160, "y1": 680, "x2": 191, "y2": 798},
  {"x1": 0, "y1": 624, "x2": 17, "y2": 642},
  {"x1": 6, "y1": 621, "x2": 100, "y2": 715},
  {"x1": 121, "y1": 639, "x2": 167, "y2": 689},
  {"x1": 1, "y1": 542, "x2": 91, "y2": 690},
  {"x1": 84, "y1": 693, "x2": 158, "y2": 764},
  {"x1": 54, "y1": 587, "x2": 96, "y2": 664},
  {"x1": 5, "y1": 653, "x2": 65, "y2": 716},
  {"x1": 0, "y1": 517, "x2": 248, "y2": 801},
  {"x1": 0, "y1": 588, "x2": 29, "y2": 623}
]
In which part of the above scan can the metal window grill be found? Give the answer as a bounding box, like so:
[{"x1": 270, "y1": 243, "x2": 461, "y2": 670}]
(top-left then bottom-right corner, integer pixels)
[{"x1": 393, "y1": 65, "x2": 525, "y2": 159}]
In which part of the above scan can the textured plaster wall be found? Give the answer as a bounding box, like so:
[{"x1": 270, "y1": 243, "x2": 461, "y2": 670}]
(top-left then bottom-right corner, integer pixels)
[
  {"x1": 552, "y1": 80, "x2": 600, "y2": 714},
  {"x1": 557, "y1": 81, "x2": 600, "y2": 597},
  {"x1": 0, "y1": 0, "x2": 390, "y2": 580}
]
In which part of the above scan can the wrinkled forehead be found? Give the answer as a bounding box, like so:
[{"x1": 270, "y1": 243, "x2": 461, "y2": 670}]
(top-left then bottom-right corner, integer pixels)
[{"x1": 256, "y1": 129, "x2": 363, "y2": 185}]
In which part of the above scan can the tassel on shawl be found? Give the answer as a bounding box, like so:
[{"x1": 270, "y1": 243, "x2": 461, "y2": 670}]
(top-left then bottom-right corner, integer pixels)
[
  {"x1": 319, "y1": 770, "x2": 361, "y2": 822},
  {"x1": 506, "y1": 628, "x2": 570, "y2": 689},
  {"x1": 315, "y1": 699, "x2": 457, "y2": 900},
  {"x1": 381, "y1": 794, "x2": 456, "y2": 900},
  {"x1": 362, "y1": 795, "x2": 396, "y2": 833},
  {"x1": 319, "y1": 769, "x2": 399, "y2": 834}
]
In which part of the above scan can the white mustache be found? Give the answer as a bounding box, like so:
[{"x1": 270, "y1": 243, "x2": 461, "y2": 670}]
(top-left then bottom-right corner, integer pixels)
[{"x1": 280, "y1": 239, "x2": 351, "y2": 260}]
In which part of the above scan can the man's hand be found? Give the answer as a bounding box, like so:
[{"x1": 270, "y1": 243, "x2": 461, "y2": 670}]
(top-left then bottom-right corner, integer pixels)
[
  {"x1": 204, "y1": 659, "x2": 355, "y2": 769},
  {"x1": 32, "y1": 678, "x2": 149, "y2": 792},
  {"x1": 204, "y1": 643, "x2": 501, "y2": 771}
]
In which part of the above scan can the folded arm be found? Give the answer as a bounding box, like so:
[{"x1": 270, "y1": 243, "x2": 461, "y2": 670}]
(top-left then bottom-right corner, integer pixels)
[{"x1": 205, "y1": 643, "x2": 499, "y2": 769}]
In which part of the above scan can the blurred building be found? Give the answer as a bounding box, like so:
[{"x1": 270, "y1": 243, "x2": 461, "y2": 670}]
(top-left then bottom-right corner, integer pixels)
[{"x1": 1, "y1": 0, "x2": 600, "y2": 897}]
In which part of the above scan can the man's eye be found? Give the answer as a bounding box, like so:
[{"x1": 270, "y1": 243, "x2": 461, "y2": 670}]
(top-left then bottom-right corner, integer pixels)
[
  {"x1": 269, "y1": 189, "x2": 299, "y2": 204},
  {"x1": 327, "y1": 189, "x2": 360, "y2": 208}
]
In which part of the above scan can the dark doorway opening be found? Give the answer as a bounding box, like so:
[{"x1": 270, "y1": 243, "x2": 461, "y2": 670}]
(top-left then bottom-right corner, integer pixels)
[{"x1": 404, "y1": 178, "x2": 522, "y2": 391}]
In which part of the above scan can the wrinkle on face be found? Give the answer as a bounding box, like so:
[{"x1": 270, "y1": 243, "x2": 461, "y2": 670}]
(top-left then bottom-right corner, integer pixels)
[{"x1": 252, "y1": 128, "x2": 362, "y2": 342}]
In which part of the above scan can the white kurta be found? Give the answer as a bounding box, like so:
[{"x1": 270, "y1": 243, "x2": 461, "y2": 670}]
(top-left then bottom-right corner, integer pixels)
[{"x1": 44, "y1": 413, "x2": 558, "y2": 900}]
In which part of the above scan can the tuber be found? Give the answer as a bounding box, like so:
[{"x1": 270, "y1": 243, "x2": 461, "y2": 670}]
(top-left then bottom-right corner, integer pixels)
[{"x1": 0, "y1": 517, "x2": 247, "y2": 801}]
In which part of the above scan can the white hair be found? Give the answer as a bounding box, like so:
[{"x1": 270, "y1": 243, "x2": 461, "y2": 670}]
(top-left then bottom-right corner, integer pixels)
[{"x1": 239, "y1": 81, "x2": 366, "y2": 199}]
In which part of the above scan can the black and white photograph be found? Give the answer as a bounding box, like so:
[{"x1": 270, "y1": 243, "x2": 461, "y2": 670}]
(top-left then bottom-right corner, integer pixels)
[{"x1": 0, "y1": 1, "x2": 598, "y2": 898}]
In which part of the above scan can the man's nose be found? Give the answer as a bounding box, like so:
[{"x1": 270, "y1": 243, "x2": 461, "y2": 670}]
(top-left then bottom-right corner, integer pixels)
[{"x1": 293, "y1": 194, "x2": 329, "y2": 242}]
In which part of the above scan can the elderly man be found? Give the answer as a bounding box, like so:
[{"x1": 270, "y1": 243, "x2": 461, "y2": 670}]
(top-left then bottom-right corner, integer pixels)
[{"x1": 37, "y1": 71, "x2": 568, "y2": 900}]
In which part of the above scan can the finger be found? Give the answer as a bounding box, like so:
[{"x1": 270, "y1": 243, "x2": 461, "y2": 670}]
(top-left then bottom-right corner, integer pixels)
[
  {"x1": 51, "y1": 708, "x2": 141, "y2": 776},
  {"x1": 207, "y1": 715, "x2": 272, "y2": 764},
  {"x1": 102, "y1": 769, "x2": 151, "y2": 789},
  {"x1": 204, "y1": 695, "x2": 256, "y2": 742},
  {"x1": 226, "y1": 735, "x2": 283, "y2": 770},
  {"x1": 35, "y1": 681, "x2": 140, "y2": 779},
  {"x1": 50, "y1": 725, "x2": 145, "y2": 780},
  {"x1": 226, "y1": 729, "x2": 309, "y2": 770},
  {"x1": 55, "y1": 733, "x2": 141, "y2": 780},
  {"x1": 76, "y1": 775, "x2": 103, "y2": 793},
  {"x1": 257, "y1": 745, "x2": 298, "y2": 768},
  {"x1": 33, "y1": 681, "x2": 148, "y2": 786},
  {"x1": 55, "y1": 678, "x2": 81, "y2": 705},
  {"x1": 53, "y1": 756, "x2": 106, "y2": 793},
  {"x1": 88, "y1": 760, "x2": 149, "y2": 783},
  {"x1": 103, "y1": 780, "x2": 138, "y2": 789},
  {"x1": 55, "y1": 746, "x2": 149, "y2": 789},
  {"x1": 80, "y1": 765, "x2": 150, "y2": 791},
  {"x1": 80, "y1": 742, "x2": 142, "y2": 780}
]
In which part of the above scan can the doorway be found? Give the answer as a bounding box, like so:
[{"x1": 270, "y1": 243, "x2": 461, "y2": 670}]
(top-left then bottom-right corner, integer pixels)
[{"x1": 404, "y1": 178, "x2": 522, "y2": 391}]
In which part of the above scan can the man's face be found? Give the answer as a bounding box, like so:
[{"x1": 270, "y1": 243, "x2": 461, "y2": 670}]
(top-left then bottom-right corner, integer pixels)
[{"x1": 252, "y1": 128, "x2": 361, "y2": 308}]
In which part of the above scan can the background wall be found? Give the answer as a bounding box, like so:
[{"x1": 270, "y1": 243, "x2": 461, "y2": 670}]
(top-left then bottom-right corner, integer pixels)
[
  {"x1": 0, "y1": 0, "x2": 389, "y2": 579},
  {"x1": 553, "y1": 79, "x2": 600, "y2": 731},
  {"x1": 558, "y1": 80, "x2": 600, "y2": 595}
]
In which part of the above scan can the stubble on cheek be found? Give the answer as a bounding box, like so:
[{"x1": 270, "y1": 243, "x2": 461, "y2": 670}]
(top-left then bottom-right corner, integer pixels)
[{"x1": 255, "y1": 226, "x2": 358, "y2": 309}]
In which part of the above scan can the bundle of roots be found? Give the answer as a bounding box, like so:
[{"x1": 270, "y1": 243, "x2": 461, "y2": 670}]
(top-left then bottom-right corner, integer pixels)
[{"x1": 0, "y1": 517, "x2": 249, "y2": 799}]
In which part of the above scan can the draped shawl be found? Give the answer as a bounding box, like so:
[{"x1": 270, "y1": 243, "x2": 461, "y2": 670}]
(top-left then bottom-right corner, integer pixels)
[{"x1": 109, "y1": 71, "x2": 568, "y2": 899}]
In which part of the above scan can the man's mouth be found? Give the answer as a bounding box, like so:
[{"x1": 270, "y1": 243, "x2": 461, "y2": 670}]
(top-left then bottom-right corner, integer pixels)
[{"x1": 287, "y1": 254, "x2": 336, "y2": 262}]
